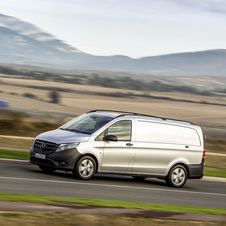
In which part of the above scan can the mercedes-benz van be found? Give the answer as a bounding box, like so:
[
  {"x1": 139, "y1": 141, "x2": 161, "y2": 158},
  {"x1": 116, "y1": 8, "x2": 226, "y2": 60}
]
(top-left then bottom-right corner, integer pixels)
[{"x1": 30, "y1": 110, "x2": 205, "y2": 188}]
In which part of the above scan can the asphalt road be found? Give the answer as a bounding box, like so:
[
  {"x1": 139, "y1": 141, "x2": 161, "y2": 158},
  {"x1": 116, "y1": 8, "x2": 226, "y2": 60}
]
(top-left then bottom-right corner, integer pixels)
[{"x1": 0, "y1": 163, "x2": 225, "y2": 209}]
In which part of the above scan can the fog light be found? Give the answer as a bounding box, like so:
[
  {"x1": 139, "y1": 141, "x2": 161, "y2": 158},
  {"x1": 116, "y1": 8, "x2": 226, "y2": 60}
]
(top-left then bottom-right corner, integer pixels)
[{"x1": 58, "y1": 161, "x2": 68, "y2": 166}]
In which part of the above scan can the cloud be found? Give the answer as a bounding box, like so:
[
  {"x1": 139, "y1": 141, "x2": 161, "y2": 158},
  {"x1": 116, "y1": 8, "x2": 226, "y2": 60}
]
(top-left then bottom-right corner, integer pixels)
[{"x1": 166, "y1": 0, "x2": 226, "y2": 14}]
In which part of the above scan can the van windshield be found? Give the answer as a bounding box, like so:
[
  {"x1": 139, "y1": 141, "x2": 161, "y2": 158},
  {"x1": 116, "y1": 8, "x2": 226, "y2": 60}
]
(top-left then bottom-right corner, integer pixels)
[{"x1": 60, "y1": 114, "x2": 113, "y2": 135}]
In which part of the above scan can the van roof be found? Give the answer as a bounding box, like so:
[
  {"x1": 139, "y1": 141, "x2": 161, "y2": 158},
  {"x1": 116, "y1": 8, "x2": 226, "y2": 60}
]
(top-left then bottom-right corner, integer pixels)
[{"x1": 87, "y1": 110, "x2": 195, "y2": 125}]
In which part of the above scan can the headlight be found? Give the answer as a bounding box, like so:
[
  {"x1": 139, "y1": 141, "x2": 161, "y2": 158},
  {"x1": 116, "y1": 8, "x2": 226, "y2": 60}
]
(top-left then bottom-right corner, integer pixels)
[{"x1": 56, "y1": 142, "x2": 79, "y2": 152}]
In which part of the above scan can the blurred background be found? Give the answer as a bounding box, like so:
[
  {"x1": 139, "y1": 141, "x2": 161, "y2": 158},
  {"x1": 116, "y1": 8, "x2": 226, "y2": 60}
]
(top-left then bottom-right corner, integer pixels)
[{"x1": 0, "y1": 0, "x2": 226, "y2": 167}]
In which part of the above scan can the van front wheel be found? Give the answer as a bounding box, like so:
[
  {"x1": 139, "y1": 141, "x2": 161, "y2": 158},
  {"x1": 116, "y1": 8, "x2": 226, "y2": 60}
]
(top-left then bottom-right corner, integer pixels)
[
  {"x1": 166, "y1": 165, "x2": 187, "y2": 188},
  {"x1": 73, "y1": 156, "x2": 96, "y2": 180}
]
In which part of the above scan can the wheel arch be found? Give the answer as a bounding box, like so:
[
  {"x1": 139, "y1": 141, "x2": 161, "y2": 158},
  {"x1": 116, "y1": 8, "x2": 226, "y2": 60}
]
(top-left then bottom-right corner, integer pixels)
[
  {"x1": 74, "y1": 153, "x2": 99, "y2": 173},
  {"x1": 166, "y1": 162, "x2": 190, "y2": 178}
]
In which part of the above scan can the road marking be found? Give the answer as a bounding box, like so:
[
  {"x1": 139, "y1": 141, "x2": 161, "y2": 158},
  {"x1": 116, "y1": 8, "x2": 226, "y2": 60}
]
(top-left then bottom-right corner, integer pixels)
[
  {"x1": 0, "y1": 147, "x2": 30, "y2": 152},
  {"x1": 0, "y1": 135, "x2": 34, "y2": 140},
  {"x1": 206, "y1": 152, "x2": 226, "y2": 157},
  {"x1": 0, "y1": 162, "x2": 36, "y2": 167},
  {"x1": 0, "y1": 176, "x2": 225, "y2": 197},
  {"x1": 0, "y1": 158, "x2": 29, "y2": 163}
]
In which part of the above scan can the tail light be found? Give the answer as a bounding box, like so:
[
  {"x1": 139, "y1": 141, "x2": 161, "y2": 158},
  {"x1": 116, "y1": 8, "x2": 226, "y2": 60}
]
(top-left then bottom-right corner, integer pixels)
[{"x1": 202, "y1": 148, "x2": 205, "y2": 162}]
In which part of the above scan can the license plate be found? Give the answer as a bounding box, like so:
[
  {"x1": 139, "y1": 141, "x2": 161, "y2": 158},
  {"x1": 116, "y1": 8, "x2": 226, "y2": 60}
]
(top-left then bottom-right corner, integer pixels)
[{"x1": 34, "y1": 153, "x2": 46, "y2": 159}]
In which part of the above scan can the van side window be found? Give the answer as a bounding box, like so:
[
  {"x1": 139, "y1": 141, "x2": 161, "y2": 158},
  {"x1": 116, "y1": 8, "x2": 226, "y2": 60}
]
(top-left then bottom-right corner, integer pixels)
[{"x1": 107, "y1": 120, "x2": 132, "y2": 141}]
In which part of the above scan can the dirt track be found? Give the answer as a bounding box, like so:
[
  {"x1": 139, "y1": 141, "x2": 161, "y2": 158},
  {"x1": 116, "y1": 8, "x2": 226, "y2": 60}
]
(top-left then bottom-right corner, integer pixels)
[{"x1": 0, "y1": 202, "x2": 225, "y2": 222}]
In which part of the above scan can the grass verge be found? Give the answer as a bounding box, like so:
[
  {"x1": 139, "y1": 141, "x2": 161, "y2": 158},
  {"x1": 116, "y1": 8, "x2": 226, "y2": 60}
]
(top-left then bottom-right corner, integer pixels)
[
  {"x1": 0, "y1": 193, "x2": 225, "y2": 216},
  {"x1": 0, "y1": 149, "x2": 226, "y2": 178},
  {"x1": 0, "y1": 149, "x2": 29, "y2": 160},
  {"x1": 204, "y1": 167, "x2": 226, "y2": 178}
]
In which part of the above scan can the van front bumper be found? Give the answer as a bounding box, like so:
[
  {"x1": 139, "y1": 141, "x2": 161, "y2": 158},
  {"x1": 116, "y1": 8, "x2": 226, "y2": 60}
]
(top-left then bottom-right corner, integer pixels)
[
  {"x1": 188, "y1": 162, "x2": 204, "y2": 179},
  {"x1": 30, "y1": 147, "x2": 81, "y2": 171}
]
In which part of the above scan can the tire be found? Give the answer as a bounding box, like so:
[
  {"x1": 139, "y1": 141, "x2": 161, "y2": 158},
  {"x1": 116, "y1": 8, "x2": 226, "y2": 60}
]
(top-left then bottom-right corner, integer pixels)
[
  {"x1": 39, "y1": 165, "x2": 56, "y2": 173},
  {"x1": 132, "y1": 176, "x2": 147, "y2": 181},
  {"x1": 166, "y1": 164, "x2": 188, "y2": 188},
  {"x1": 73, "y1": 156, "x2": 96, "y2": 180}
]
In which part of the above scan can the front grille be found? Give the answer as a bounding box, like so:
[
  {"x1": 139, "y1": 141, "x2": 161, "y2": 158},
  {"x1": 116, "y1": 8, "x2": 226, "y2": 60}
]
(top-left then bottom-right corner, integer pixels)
[
  {"x1": 30, "y1": 156, "x2": 55, "y2": 166},
  {"x1": 34, "y1": 140, "x2": 57, "y2": 154}
]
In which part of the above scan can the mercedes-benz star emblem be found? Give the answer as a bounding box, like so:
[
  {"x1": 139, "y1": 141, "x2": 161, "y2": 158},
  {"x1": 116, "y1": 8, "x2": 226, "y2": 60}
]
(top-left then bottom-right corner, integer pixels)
[{"x1": 40, "y1": 143, "x2": 46, "y2": 150}]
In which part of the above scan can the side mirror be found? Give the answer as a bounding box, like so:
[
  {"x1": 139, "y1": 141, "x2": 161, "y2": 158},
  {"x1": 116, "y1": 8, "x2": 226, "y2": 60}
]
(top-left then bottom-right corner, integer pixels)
[{"x1": 104, "y1": 135, "x2": 118, "y2": 142}]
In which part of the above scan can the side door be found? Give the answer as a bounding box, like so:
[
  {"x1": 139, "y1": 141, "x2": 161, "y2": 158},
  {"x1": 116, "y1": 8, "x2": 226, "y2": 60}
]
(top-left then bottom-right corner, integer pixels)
[
  {"x1": 132, "y1": 120, "x2": 202, "y2": 176},
  {"x1": 132, "y1": 120, "x2": 172, "y2": 175},
  {"x1": 100, "y1": 120, "x2": 135, "y2": 172}
]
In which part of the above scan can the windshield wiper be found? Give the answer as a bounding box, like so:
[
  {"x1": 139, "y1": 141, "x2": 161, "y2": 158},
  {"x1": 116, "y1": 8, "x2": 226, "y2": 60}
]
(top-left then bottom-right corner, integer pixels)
[
  {"x1": 69, "y1": 129, "x2": 81, "y2": 133},
  {"x1": 60, "y1": 128, "x2": 89, "y2": 134}
]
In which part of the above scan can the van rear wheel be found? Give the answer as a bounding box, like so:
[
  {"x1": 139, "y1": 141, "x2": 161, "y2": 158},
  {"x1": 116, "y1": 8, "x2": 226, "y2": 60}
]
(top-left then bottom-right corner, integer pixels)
[
  {"x1": 73, "y1": 156, "x2": 96, "y2": 180},
  {"x1": 166, "y1": 165, "x2": 187, "y2": 188}
]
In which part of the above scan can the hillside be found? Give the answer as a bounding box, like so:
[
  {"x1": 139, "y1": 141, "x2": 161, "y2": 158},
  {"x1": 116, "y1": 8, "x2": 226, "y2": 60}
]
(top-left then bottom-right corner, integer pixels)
[{"x1": 0, "y1": 13, "x2": 226, "y2": 75}]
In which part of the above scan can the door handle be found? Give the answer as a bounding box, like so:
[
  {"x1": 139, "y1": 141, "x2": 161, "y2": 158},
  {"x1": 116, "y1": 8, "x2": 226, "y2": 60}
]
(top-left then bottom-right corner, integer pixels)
[{"x1": 126, "y1": 143, "x2": 133, "y2": 147}]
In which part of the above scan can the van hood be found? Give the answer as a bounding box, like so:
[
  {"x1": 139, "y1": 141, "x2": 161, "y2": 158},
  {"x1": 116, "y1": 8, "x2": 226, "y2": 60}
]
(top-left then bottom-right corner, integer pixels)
[{"x1": 36, "y1": 129, "x2": 90, "y2": 144}]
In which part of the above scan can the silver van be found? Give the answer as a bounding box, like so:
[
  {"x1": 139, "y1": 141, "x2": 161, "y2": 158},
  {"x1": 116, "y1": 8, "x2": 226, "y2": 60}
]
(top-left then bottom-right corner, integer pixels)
[{"x1": 30, "y1": 110, "x2": 205, "y2": 188}]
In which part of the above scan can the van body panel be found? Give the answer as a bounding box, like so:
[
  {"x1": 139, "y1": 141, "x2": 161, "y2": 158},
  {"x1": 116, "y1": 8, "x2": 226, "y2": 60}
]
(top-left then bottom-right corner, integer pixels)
[
  {"x1": 132, "y1": 148, "x2": 201, "y2": 175},
  {"x1": 76, "y1": 136, "x2": 104, "y2": 170},
  {"x1": 100, "y1": 141, "x2": 135, "y2": 172},
  {"x1": 132, "y1": 118, "x2": 203, "y2": 176},
  {"x1": 135, "y1": 120, "x2": 201, "y2": 146},
  {"x1": 36, "y1": 129, "x2": 90, "y2": 144},
  {"x1": 132, "y1": 144, "x2": 202, "y2": 174},
  {"x1": 30, "y1": 111, "x2": 204, "y2": 187}
]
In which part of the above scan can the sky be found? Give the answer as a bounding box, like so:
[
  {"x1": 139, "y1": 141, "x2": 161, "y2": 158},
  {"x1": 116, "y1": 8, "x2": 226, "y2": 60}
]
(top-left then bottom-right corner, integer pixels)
[{"x1": 0, "y1": 0, "x2": 226, "y2": 58}]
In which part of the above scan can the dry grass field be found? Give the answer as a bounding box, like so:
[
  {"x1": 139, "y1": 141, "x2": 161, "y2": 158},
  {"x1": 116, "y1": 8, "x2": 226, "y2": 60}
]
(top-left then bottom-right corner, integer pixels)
[{"x1": 1, "y1": 74, "x2": 226, "y2": 128}]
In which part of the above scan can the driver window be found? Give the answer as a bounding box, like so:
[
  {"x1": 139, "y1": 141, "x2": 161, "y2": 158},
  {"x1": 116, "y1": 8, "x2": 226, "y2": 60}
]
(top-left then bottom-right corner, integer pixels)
[{"x1": 107, "y1": 120, "x2": 132, "y2": 141}]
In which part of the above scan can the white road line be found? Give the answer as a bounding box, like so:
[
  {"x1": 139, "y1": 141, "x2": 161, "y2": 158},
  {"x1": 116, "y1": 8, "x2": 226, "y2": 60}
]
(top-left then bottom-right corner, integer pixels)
[
  {"x1": 0, "y1": 158, "x2": 29, "y2": 163},
  {"x1": 0, "y1": 176, "x2": 225, "y2": 197},
  {"x1": 206, "y1": 152, "x2": 226, "y2": 157},
  {"x1": 0, "y1": 135, "x2": 34, "y2": 140}
]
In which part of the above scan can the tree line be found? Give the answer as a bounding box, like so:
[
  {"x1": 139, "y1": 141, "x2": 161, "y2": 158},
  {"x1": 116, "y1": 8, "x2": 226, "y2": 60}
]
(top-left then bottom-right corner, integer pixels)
[{"x1": 0, "y1": 65, "x2": 217, "y2": 96}]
